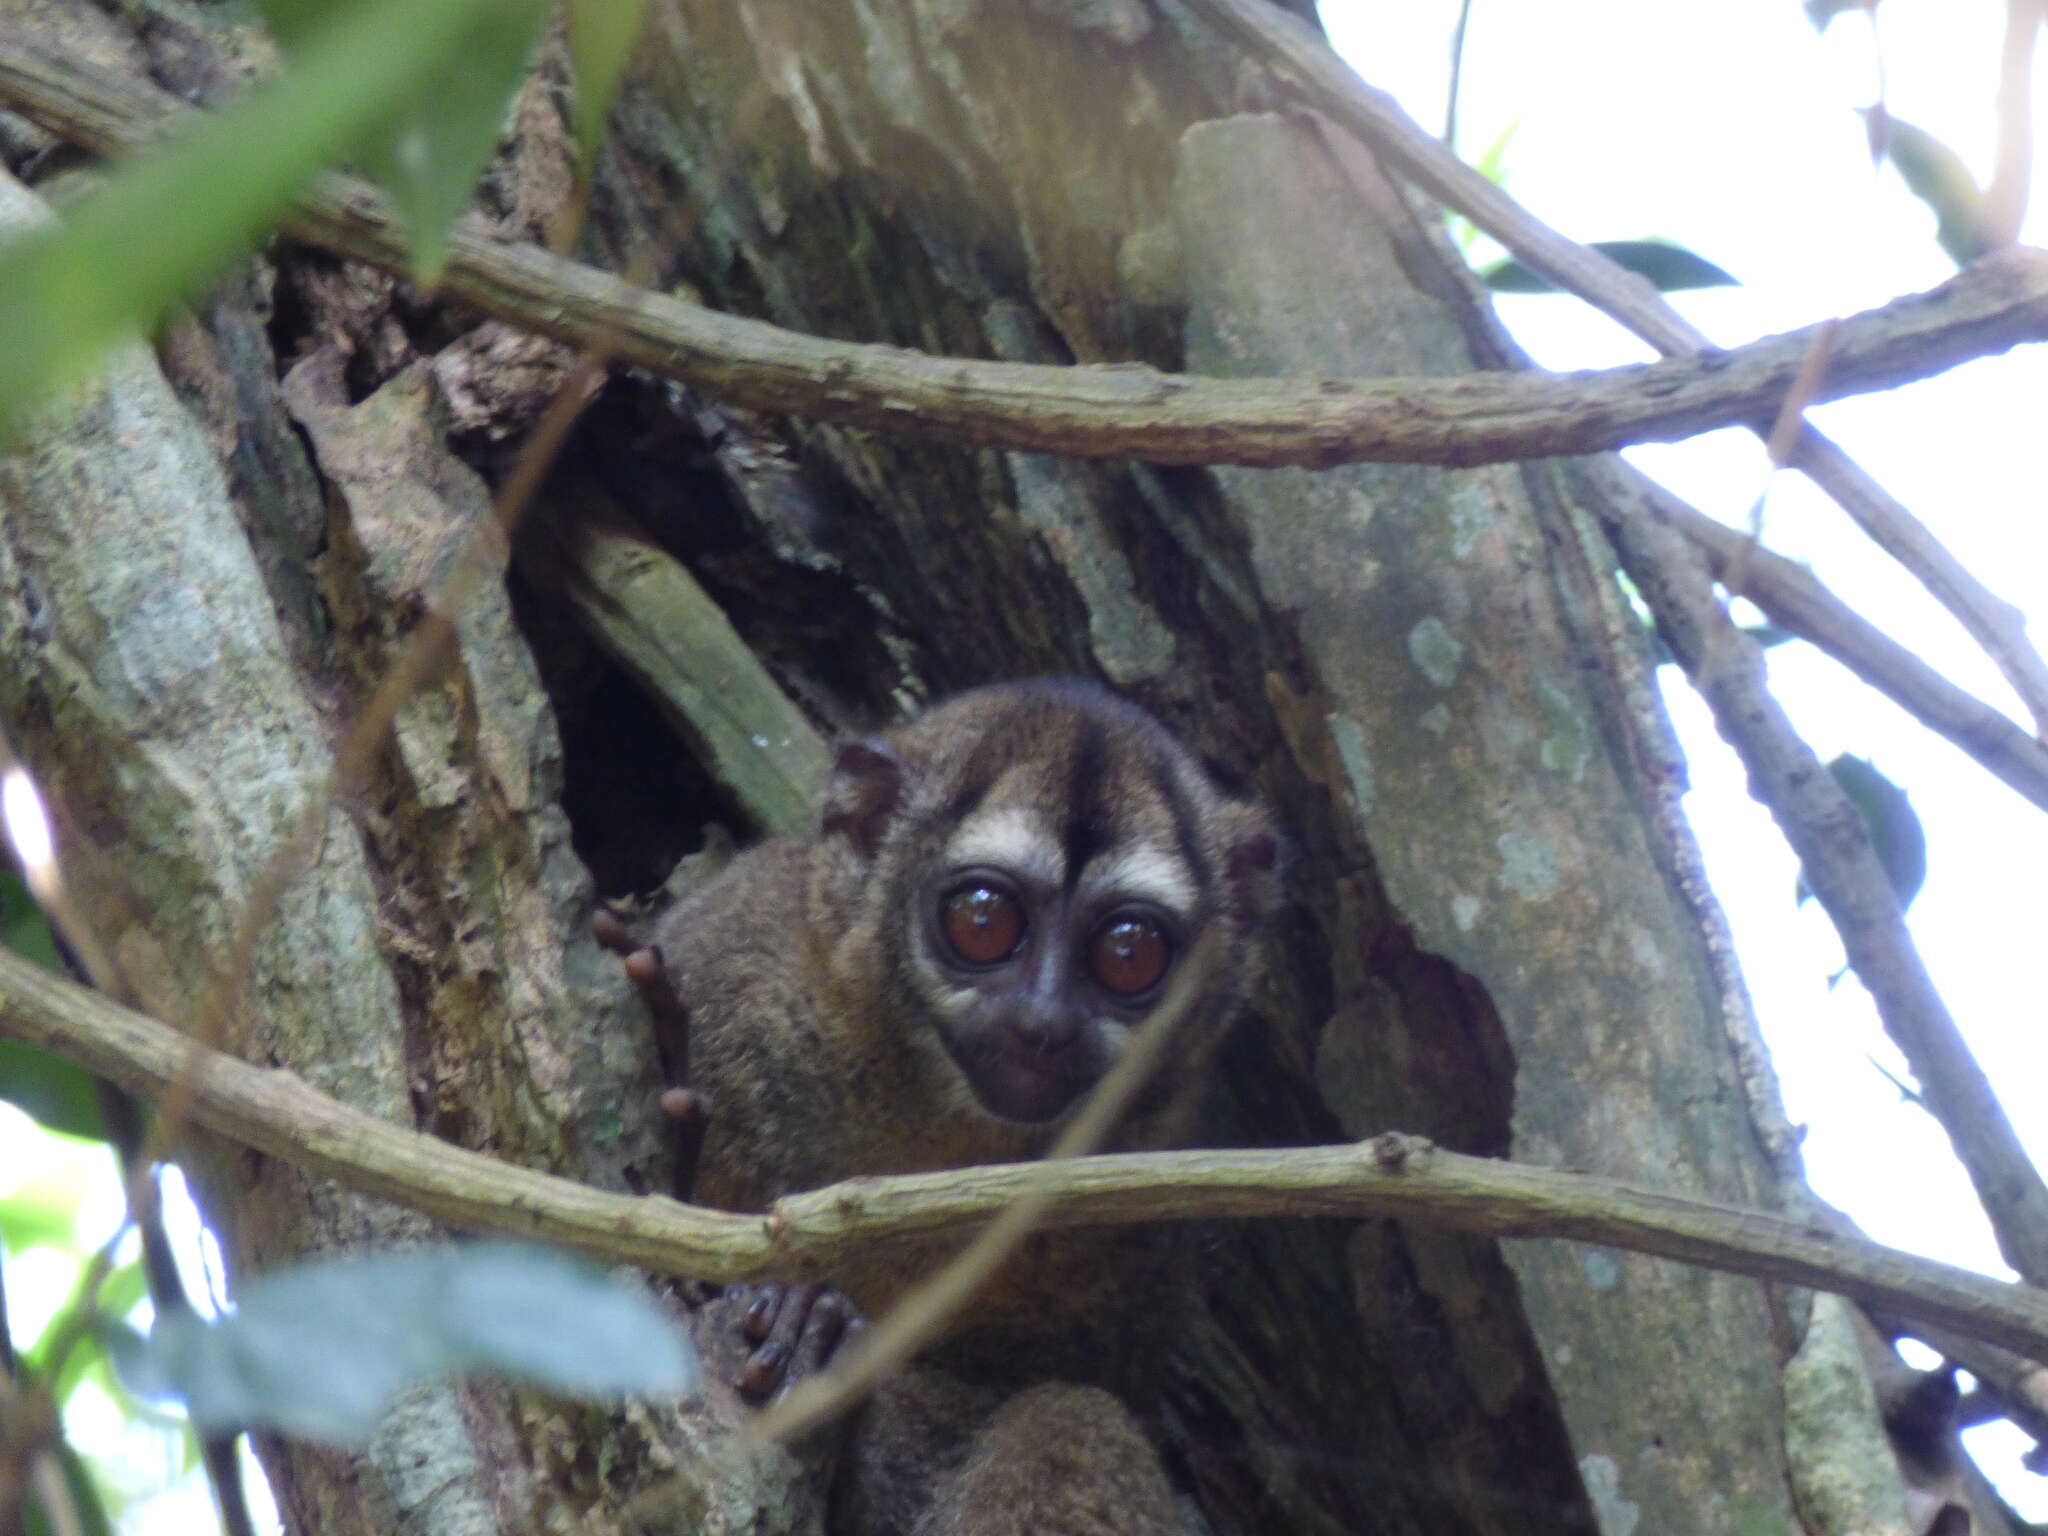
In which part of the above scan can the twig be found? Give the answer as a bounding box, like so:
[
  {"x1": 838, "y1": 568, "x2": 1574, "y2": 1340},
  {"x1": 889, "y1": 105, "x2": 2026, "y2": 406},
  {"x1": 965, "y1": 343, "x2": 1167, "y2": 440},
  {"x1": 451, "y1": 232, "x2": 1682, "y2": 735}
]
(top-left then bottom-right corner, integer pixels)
[
  {"x1": 1586, "y1": 455, "x2": 2048, "y2": 1288},
  {"x1": 1444, "y1": 0, "x2": 1472, "y2": 147},
  {"x1": 1641, "y1": 479, "x2": 2048, "y2": 814},
  {"x1": 5, "y1": 40, "x2": 2048, "y2": 478},
  {"x1": 6, "y1": 942, "x2": 2048, "y2": 1366},
  {"x1": 1176, "y1": 0, "x2": 2048, "y2": 734}
]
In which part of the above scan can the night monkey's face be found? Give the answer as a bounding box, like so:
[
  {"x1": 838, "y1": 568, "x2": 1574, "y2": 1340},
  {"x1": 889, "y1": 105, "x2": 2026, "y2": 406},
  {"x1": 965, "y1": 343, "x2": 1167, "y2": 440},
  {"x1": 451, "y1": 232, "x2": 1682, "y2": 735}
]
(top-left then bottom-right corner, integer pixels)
[{"x1": 822, "y1": 680, "x2": 1278, "y2": 1127}]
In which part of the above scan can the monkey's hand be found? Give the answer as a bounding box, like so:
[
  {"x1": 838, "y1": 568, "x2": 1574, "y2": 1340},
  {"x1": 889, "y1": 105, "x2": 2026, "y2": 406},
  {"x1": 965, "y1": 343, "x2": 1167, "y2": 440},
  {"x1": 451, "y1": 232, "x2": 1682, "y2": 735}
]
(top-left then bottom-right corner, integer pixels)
[
  {"x1": 594, "y1": 908, "x2": 709, "y2": 1201},
  {"x1": 699, "y1": 1283, "x2": 862, "y2": 1405}
]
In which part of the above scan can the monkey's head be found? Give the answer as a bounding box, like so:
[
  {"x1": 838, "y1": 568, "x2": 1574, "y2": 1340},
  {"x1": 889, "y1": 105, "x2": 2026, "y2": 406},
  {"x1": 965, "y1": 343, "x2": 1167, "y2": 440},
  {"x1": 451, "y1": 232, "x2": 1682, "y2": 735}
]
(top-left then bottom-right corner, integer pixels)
[{"x1": 815, "y1": 679, "x2": 1279, "y2": 1131}]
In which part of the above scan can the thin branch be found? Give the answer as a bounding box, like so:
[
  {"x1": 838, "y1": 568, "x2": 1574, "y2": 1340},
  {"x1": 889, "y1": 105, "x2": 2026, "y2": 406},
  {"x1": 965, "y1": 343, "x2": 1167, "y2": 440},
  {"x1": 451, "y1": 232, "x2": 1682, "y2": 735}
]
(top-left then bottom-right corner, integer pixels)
[
  {"x1": 4, "y1": 40, "x2": 2048, "y2": 479},
  {"x1": 550, "y1": 522, "x2": 831, "y2": 838},
  {"x1": 1642, "y1": 480, "x2": 2048, "y2": 814},
  {"x1": 1178, "y1": 0, "x2": 2048, "y2": 734},
  {"x1": 1444, "y1": 0, "x2": 1473, "y2": 147},
  {"x1": 6, "y1": 942, "x2": 2048, "y2": 1368},
  {"x1": 1587, "y1": 455, "x2": 2048, "y2": 1288}
]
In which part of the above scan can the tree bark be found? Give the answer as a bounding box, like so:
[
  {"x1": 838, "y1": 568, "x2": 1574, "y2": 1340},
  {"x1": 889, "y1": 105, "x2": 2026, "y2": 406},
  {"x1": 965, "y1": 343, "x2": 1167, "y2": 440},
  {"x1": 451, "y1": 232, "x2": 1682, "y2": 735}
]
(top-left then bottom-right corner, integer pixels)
[{"x1": 0, "y1": 3, "x2": 1926, "y2": 1534}]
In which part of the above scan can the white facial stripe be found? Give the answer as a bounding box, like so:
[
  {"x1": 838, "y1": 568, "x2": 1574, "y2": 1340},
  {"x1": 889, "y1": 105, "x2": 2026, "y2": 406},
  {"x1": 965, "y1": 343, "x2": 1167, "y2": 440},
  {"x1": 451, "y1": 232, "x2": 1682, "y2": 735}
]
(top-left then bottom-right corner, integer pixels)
[
  {"x1": 944, "y1": 806, "x2": 1064, "y2": 886},
  {"x1": 1082, "y1": 844, "x2": 1195, "y2": 916}
]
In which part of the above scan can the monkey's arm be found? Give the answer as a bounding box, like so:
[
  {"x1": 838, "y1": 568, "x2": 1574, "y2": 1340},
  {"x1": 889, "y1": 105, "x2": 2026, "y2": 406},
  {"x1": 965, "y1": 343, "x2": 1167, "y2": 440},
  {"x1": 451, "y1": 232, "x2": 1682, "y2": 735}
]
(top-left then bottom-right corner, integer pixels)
[{"x1": 597, "y1": 908, "x2": 864, "y2": 1406}]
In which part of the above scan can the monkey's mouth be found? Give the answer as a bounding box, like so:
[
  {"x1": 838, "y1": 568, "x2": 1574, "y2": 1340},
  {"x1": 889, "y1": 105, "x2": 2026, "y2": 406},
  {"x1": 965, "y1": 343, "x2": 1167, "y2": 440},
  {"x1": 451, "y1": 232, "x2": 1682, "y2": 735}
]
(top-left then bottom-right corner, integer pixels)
[{"x1": 957, "y1": 1039, "x2": 1087, "y2": 1124}]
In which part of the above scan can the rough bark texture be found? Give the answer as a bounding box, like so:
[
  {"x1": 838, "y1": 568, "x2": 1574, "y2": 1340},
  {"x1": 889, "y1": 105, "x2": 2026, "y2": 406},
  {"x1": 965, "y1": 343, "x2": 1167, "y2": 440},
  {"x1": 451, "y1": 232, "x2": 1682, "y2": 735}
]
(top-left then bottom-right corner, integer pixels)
[{"x1": 0, "y1": 2, "x2": 1918, "y2": 1534}]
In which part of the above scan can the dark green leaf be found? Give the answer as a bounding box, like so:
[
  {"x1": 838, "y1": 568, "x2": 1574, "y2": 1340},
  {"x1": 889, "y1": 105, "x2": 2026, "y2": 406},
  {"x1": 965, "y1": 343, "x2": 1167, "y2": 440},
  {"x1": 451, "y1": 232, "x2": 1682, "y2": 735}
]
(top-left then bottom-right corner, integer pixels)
[
  {"x1": 1, "y1": 877, "x2": 104, "y2": 1136},
  {"x1": 1863, "y1": 110, "x2": 1989, "y2": 265},
  {"x1": 0, "y1": 871, "x2": 63, "y2": 972},
  {"x1": 0, "y1": 0, "x2": 518, "y2": 434},
  {"x1": 1796, "y1": 753, "x2": 1928, "y2": 911},
  {"x1": 248, "y1": 0, "x2": 350, "y2": 52},
  {"x1": 567, "y1": 0, "x2": 654, "y2": 173},
  {"x1": 1483, "y1": 239, "x2": 1738, "y2": 293},
  {"x1": 120, "y1": 1242, "x2": 696, "y2": 1443},
  {"x1": 0, "y1": 1040, "x2": 104, "y2": 1140},
  {"x1": 359, "y1": 0, "x2": 551, "y2": 280}
]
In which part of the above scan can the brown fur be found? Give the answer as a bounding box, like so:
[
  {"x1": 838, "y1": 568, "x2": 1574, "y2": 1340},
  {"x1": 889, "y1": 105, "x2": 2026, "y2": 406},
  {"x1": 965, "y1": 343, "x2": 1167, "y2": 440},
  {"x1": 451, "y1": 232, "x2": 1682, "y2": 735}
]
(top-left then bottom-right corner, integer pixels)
[{"x1": 650, "y1": 680, "x2": 1277, "y2": 1533}]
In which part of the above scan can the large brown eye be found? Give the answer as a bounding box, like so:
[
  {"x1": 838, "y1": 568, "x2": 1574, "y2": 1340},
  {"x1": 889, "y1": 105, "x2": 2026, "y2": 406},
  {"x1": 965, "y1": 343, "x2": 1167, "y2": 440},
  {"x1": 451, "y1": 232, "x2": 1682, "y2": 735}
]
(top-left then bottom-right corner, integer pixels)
[
  {"x1": 1090, "y1": 915, "x2": 1171, "y2": 997},
  {"x1": 940, "y1": 883, "x2": 1026, "y2": 966}
]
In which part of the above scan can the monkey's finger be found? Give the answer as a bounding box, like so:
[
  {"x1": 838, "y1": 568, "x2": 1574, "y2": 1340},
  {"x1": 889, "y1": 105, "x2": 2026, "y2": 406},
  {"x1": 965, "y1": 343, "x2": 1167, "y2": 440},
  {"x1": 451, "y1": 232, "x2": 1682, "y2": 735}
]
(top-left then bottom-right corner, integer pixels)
[
  {"x1": 660, "y1": 1087, "x2": 709, "y2": 1201},
  {"x1": 741, "y1": 1285, "x2": 783, "y2": 1344},
  {"x1": 621, "y1": 946, "x2": 677, "y2": 1006},
  {"x1": 735, "y1": 1282, "x2": 834, "y2": 1401},
  {"x1": 762, "y1": 1283, "x2": 826, "y2": 1361},
  {"x1": 591, "y1": 909, "x2": 638, "y2": 954},
  {"x1": 659, "y1": 1087, "x2": 707, "y2": 1124},
  {"x1": 792, "y1": 1288, "x2": 852, "y2": 1375}
]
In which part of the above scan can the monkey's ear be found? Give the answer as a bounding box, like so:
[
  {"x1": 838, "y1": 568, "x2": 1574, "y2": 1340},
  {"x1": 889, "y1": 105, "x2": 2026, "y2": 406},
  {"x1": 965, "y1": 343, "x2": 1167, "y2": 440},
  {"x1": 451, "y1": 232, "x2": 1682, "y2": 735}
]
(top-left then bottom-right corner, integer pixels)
[{"x1": 821, "y1": 739, "x2": 904, "y2": 856}]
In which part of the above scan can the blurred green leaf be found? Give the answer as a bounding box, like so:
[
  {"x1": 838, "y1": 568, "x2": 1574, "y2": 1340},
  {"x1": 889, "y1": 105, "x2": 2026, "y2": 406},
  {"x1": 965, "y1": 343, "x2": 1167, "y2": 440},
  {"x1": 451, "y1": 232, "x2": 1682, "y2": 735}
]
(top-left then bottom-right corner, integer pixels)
[
  {"x1": 1483, "y1": 238, "x2": 1738, "y2": 293},
  {"x1": 1468, "y1": 114, "x2": 1521, "y2": 186},
  {"x1": 100, "y1": 1254, "x2": 152, "y2": 1326},
  {"x1": 1861, "y1": 109, "x2": 1989, "y2": 265},
  {"x1": 0, "y1": 0, "x2": 520, "y2": 435},
  {"x1": 0, "y1": 871, "x2": 63, "y2": 972},
  {"x1": 249, "y1": 0, "x2": 350, "y2": 51},
  {"x1": 0, "y1": 1193, "x2": 74, "y2": 1255},
  {"x1": 0, "y1": 1041, "x2": 104, "y2": 1140},
  {"x1": 0, "y1": 877, "x2": 111, "y2": 1133},
  {"x1": 1796, "y1": 753, "x2": 1927, "y2": 911},
  {"x1": 567, "y1": 0, "x2": 654, "y2": 174},
  {"x1": 358, "y1": 0, "x2": 551, "y2": 279},
  {"x1": 117, "y1": 1241, "x2": 697, "y2": 1443}
]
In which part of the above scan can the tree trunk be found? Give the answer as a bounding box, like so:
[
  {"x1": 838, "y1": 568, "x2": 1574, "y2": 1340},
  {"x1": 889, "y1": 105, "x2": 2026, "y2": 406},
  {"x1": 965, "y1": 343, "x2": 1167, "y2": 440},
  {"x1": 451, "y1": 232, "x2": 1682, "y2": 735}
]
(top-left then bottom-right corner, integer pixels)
[{"x1": 0, "y1": 3, "x2": 1916, "y2": 1534}]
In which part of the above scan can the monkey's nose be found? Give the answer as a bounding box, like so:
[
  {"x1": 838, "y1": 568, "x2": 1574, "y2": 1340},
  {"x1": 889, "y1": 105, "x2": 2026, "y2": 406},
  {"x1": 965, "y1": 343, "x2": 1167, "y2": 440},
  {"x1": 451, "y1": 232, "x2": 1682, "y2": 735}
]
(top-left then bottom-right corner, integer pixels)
[{"x1": 1005, "y1": 996, "x2": 1084, "y2": 1056}]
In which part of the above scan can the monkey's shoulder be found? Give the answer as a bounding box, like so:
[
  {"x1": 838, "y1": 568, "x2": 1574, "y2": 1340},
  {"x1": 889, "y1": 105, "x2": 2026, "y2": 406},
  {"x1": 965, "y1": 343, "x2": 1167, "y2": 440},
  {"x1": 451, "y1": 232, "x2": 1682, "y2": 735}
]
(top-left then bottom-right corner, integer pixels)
[{"x1": 652, "y1": 838, "x2": 850, "y2": 1206}]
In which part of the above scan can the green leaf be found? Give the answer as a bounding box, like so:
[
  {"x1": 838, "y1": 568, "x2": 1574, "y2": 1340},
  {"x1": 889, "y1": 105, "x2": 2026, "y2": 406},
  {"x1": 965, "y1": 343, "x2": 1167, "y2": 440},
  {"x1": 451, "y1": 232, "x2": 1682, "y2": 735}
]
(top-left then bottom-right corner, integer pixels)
[
  {"x1": 567, "y1": 0, "x2": 654, "y2": 174},
  {"x1": 1862, "y1": 110, "x2": 1989, "y2": 265},
  {"x1": 1482, "y1": 238, "x2": 1739, "y2": 293},
  {"x1": 358, "y1": 0, "x2": 551, "y2": 279},
  {"x1": 248, "y1": 0, "x2": 352, "y2": 52},
  {"x1": 0, "y1": 1040, "x2": 105, "y2": 1140},
  {"x1": 117, "y1": 1241, "x2": 697, "y2": 1443},
  {"x1": 0, "y1": 1146, "x2": 116, "y2": 1258},
  {"x1": 1796, "y1": 753, "x2": 1928, "y2": 911},
  {"x1": 0, "y1": 1193, "x2": 73, "y2": 1255},
  {"x1": 0, "y1": 875, "x2": 104, "y2": 1135},
  {"x1": 0, "y1": 0, "x2": 520, "y2": 435},
  {"x1": 0, "y1": 871, "x2": 63, "y2": 972}
]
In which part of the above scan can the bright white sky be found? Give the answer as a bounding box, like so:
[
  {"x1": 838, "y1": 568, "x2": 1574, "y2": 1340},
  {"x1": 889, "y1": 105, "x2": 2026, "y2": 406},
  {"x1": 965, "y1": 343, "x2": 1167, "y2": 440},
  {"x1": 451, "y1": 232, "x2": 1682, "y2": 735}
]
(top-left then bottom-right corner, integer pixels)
[
  {"x1": 3, "y1": 1, "x2": 2045, "y2": 1529},
  {"x1": 1321, "y1": 0, "x2": 2048, "y2": 1515}
]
